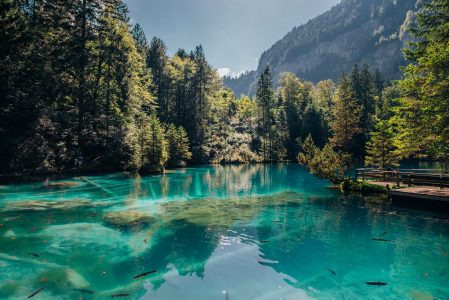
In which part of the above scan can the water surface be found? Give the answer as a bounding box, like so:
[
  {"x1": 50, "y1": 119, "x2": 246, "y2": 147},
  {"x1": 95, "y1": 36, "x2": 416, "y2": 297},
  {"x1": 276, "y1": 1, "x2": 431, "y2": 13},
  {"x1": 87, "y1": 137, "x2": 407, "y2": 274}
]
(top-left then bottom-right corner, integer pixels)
[{"x1": 0, "y1": 164, "x2": 448, "y2": 299}]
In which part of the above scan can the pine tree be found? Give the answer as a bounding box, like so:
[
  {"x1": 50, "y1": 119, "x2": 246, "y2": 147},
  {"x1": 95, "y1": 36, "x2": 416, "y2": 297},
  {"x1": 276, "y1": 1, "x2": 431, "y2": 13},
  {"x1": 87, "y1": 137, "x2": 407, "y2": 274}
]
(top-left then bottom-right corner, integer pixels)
[
  {"x1": 147, "y1": 37, "x2": 170, "y2": 121},
  {"x1": 166, "y1": 124, "x2": 192, "y2": 167},
  {"x1": 301, "y1": 104, "x2": 328, "y2": 148},
  {"x1": 270, "y1": 107, "x2": 289, "y2": 161},
  {"x1": 298, "y1": 135, "x2": 351, "y2": 183},
  {"x1": 365, "y1": 120, "x2": 399, "y2": 169},
  {"x1": 330, "y1": 74, "x2": 362, "y2": 153},
  {"x1": 131, "y1": 23, "x2": 149, "y2": 58},
  {"x1": 397, "y1": 0, "x2": 449, "y2": 168},
  {"x1": 137, "y1": 115, "x2": 167, "y2": 173},
  {"x1": 256, "y1": 67, "x2": 276, "y2": 161},
  {"x1": 314, "y1": 79, "x2": 336, "y2": 122},
  {"x1": 279, "y1": 72, "x2": 313, "y2": 159}
]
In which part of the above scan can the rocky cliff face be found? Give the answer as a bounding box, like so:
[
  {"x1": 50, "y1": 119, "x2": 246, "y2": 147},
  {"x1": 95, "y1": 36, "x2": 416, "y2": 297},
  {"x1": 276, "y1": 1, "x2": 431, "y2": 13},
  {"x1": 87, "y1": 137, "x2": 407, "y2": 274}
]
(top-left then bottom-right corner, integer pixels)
[{"x1": 225, "y1": 0, "x2": 418, "y2": 96}]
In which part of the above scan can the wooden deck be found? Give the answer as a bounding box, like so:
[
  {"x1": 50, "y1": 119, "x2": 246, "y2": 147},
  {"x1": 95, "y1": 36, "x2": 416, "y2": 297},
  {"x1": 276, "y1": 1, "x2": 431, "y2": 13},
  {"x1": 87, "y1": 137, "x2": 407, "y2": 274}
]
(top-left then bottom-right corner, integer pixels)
[
  {"x1": 389, "y1": 186, "x2": 449, "y2": 212},
  {"x1": 390, "y1": 186, "x2": 449, "y2": 202},
  {"x1": 358, "y1": 168, "x2": 449, "y2": 211}
]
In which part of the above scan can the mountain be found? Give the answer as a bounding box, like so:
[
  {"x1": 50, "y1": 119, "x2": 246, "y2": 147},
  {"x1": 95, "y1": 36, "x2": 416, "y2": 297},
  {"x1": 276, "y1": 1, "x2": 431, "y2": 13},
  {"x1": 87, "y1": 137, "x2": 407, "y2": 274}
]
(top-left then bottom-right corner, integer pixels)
[{"x1": 224, "y1": 0, "x2": 419, "y2": 96}]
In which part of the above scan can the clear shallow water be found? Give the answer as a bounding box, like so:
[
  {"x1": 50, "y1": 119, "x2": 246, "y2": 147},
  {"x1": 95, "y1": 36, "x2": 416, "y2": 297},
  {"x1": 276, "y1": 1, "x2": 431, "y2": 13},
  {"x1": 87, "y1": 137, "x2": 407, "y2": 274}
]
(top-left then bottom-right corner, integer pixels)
[{"x1": 0, "y1": 164, "x2": 448, "y2": 300}]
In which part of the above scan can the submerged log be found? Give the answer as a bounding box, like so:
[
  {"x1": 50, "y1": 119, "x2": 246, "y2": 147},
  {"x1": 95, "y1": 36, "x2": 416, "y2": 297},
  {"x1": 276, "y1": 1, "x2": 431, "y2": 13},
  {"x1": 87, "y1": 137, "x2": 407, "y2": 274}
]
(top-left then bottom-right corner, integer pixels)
[
  {"x1": 366, "y1": 282, "x2": 387, "y2": 286},
  {"x1": 73, "y1": 288, "x2": 95, "y2": 294},
  {"x1": 27, "y1": 287, "x2": 44, "y2": 298},
  {"x1": 372, "y1": 238, "x2": 392, "y2": 242},
  {"x1": 111, "y1": 293, "x2": 131, "y2": 297},
  {"x1": 133, "y1": 270, "x2": 157, "y2": 279},
  {"x1": 326, "y1": 268, "x2": 336, "y2": 275}
]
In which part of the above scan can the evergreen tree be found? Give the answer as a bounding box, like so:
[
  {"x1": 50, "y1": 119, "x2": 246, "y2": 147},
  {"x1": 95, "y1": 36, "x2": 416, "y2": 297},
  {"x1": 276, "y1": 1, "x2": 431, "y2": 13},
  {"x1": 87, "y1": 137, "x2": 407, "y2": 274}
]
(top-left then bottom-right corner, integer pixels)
[
  {"x1": 137, "y1": 115, "x2": 167, "y2": 173},
  {"x1": 314, "y1": 79, "x2": 336, "y2": 122},
  {"x1": 270, "y1": 107, "x2": 289, "y2": 161},
  {"x1": 301, "y1": 104, "x2": 328, "y2": 148},
  {"x1": 147, "y1": 37, "x2": 170, "y2": 122},
  {"x1": 373, "y1": 68, "x2": 385, "y2": 98},
  {"x1": 298, "y1": 135, "x2": 351, "y2": 183},
  {"x1": 279, "y1": 72, "x2": 313, "y2": 159},
  {"x1": 256, "y1": 67, "x2": 276, "y2": 161},
  {"x1": 132, "y1": 23, "x2": 149, "y2": 58},
  {"x1": 330, "y1": 74, "x2": 362, "y2": 153},
  {"x1": 365, "y1": 120, "x2": 399, "y2": 169},
  {"x1": 165, "y1": 124, "x2": 192, "y2": 167},
  {"x1": 397, "y1": 0, "x2": 449, "y2": 168}
]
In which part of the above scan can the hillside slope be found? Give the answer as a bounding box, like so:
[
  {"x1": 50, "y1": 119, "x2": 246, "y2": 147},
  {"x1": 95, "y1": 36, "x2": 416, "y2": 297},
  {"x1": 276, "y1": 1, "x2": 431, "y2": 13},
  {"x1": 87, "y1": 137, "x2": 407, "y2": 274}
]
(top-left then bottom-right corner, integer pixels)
[{"x1": 225, "y1": 0, "x2": 418, "y2": 96}]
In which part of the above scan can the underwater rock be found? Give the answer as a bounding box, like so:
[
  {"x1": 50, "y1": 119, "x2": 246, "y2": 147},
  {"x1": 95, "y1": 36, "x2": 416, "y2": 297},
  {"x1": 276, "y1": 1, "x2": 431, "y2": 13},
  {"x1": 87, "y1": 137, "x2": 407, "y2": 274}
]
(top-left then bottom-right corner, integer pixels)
[
  {"x1": 408, "y1": 289, "x2": 435, "y2": 300},
  {"x1": 103, "y1": 211, "x2": 156, "y2": 228},
  {"x1": 4, "y1": 230, "x2": 16, "y2": 238},
  {"x1": 0, "y1": 281, "x2": 20, "y2": 299},
  {"x1": 39, "y1": 223, "x2": 130, "y2": 262},
  {"x1": 35, "y1": 268, "x2": 90, "y2": 290},
  {"x1": 157, "y1": 191, "x2": 303, "y2": 227},
  {"x1": 37, "y1": 223, "x2": 128, "y2": 255},
  {"x1": 1, "y1": 199, "x2": 107, "y2": 213}
]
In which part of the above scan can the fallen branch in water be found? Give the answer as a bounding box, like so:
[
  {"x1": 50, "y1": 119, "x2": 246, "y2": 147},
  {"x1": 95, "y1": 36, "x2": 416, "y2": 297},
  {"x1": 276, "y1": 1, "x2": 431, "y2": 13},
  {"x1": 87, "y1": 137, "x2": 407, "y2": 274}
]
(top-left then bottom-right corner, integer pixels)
[
  {"x1": 133, "y1": 270, "x2": 157, "y2": 279},
  {"x1": 366, "y1": 282, "x2": 387, "y2": 286},
  {"x1": 27, "y1": 287, "x2": 44, "y2": 298}
]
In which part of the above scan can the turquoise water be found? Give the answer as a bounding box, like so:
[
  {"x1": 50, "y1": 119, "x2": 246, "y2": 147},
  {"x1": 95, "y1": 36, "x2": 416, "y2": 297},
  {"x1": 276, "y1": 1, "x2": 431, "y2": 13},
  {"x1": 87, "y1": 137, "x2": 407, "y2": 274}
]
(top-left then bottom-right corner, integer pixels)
[{"x1": 0, "y1": 164, "x2": 448, "y2": 300}]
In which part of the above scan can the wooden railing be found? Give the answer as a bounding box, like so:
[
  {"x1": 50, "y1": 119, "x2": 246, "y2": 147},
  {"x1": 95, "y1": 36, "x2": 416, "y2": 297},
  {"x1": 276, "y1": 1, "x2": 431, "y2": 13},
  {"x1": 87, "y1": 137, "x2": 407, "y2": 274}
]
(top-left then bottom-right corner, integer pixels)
[{"x1": 356, "y1": 168, "x2": 449, "y2": 188}]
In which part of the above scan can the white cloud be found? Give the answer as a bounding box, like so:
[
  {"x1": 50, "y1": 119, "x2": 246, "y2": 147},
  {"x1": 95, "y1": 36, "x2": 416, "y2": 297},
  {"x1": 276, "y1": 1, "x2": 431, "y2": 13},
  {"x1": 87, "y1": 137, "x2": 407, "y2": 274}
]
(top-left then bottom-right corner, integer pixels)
[
  {"x1": 217, "y1": 68, "x2": 246, "y2": 78},
  {"x1": 217, "y1": 68, "x2": 231, "y2": 78}
]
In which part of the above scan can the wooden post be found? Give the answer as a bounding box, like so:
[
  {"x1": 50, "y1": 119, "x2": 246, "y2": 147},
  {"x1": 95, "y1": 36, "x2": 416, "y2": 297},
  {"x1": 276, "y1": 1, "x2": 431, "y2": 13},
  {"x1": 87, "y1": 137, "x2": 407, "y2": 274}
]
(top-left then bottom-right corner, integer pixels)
[{"x1": 396, "y1": 171, "x2": 400, "y2": 188}]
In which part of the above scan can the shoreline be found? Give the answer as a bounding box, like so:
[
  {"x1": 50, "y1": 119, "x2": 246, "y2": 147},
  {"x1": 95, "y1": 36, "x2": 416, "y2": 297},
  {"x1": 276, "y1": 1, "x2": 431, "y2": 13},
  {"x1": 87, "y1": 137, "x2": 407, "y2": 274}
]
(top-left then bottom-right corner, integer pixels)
[{"x1": 0, "y1": 161, "x2": 294, "y2": 184}]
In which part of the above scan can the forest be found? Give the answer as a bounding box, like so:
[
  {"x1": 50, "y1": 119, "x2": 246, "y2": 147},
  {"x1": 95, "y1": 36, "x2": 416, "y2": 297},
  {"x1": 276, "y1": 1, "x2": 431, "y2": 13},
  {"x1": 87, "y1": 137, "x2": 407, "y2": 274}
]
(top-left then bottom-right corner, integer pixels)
[{"x1": 0, "y1": 0, "x2": 448, "y2": 178}]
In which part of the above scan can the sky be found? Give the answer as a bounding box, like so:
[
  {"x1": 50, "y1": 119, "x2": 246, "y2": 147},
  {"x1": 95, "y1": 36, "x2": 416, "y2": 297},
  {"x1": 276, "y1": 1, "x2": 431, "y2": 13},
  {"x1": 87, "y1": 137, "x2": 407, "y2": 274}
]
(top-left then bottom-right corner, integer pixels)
[{"x1": 125, "y1": 0, "x2": 340, "y2": 77}]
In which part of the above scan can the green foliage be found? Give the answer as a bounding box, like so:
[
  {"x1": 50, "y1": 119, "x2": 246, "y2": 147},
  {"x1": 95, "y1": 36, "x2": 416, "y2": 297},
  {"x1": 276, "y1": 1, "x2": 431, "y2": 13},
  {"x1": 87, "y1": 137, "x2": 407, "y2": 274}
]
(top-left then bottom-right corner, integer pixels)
[
  {"x1": 298, "y1": 135, "x2": 351, "y2": 183},
  {"x1": 301, "y1": 103, "x2": 329, "y2": 148},
  {"x1": 279, "y1": 72, "x2": 314, "y2": 158},
  {"x1": 340, "y1": 180, "x2": 389, "y2": 194},
  {"x1": 136, "y1": 115, "x2": 168, "y2": 173},
  {"x1": 376, "y1": 85, "x2": 401, "y2": 120},
  {"x1": 330, "y1": 74, "x2": 362, "y2": 153},
  {"x1": 314, "y1": 79, "x2": 336, "y2": 122},
  {"x1": 365, "y1": 120, "x2": 399, "y2": 169},
  {"x1": 165, "y1": 124, "x2": 192, "y2": 167},
  {"x1": 397, "y1": 0, "x2": 449, "y2": 166},
  {"x1": 256, "y1": 67, "x2": 277, "y2": 161},
  {"x1": 6, "y1": 0, "x2": 447, "y2": 180}
]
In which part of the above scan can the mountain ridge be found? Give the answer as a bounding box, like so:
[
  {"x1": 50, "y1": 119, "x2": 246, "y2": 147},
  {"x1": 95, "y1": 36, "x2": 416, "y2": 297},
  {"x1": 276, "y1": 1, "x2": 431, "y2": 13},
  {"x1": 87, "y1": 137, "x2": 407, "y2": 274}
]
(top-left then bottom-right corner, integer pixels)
[{"x1": 225, "y1": 0, "x2": 419, "y2": 96}]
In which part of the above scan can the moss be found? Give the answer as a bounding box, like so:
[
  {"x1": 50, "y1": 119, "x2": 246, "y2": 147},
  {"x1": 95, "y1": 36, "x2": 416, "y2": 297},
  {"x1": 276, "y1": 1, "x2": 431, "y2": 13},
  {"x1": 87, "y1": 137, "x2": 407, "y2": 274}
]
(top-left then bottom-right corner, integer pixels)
[
  {"x1": 103, "y1": 211, "x2": 156, "y2": 229},
  {"x1": 340, "y1": 180, "x2": 389, "y2": 194},
  {"x1": 158, "y1": 191, "x2": 303, "y2": 227}
]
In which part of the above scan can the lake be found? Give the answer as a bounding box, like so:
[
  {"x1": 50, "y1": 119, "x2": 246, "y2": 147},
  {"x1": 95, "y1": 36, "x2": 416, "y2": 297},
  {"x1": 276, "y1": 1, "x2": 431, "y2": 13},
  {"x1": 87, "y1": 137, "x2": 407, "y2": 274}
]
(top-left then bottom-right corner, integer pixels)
[{"x1": 0, "y1": 164, "x2": 448, "y2": 299}]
